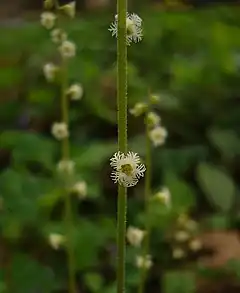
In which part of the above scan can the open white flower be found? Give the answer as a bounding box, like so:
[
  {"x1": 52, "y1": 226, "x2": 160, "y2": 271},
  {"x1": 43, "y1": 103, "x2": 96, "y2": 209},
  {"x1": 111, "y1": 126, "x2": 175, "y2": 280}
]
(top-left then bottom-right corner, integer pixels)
[
  {"x1": 51, "y1": 122, "x2": 69, "y2": 140},
  {"x1": 149, "y1": 126, "x2": 167, "y2": 147},
  {"x1": 51, "y1": 28, "x2": 67, "y2": 44},
  {"x1": 60, "y1": 1, "x2": 76, "y2": 18},
  {"x1": 71, "y1": 181, "x2": 87, "y2": 199},
  {"x1": 67, "y1": 83, "x2": 83, "y2": 100},
  {"x1": 126, "y1": 226, "x2": 145, "y2": 247},
  {"x1": 136, "y1": 255, "x2": 152, "y2": 270},
  {"x1": 129, "y1": 102, "x2": 147, "y2": 117},
  {"x1": 110, "y1": 151, "x2": 146, "y2": 187},
  {"x1": 40, "y1": 12, "x2": 56, "y2": 29},
  {"x1": 147, "y1": 112, "x2": 161, "y2": 127},
  {"x1": 43, "y1": 63, "x2": 58, "y2": 82},
  {"x1": 154, "y1": 187, "x2": 171, "y2": 208},
  {"x1": 57, "y1": 159, "x2": 75, "y2": 175},
  {"x1": 109, "y1": 12, "x2": 143, "y2": 45},
  {"x1": 59, "y1": 40, "x2": 76, "y2": 58},
  {"x1": 49, "y1": 233, "x2": 65, "y2": 250}
]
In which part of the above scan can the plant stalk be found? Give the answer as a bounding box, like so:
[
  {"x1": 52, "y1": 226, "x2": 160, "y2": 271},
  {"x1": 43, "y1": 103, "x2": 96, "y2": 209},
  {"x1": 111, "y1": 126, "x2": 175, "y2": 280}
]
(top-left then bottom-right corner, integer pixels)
[
  {"x1": 61, "y1": 59, "x2": 76, "y2": 293},
  {"x1": 116, "y1": 0, "x2": 127, "y2": 292},
  {"x1": 138, "y1": 107, "x2": 152, "y2": 293}
]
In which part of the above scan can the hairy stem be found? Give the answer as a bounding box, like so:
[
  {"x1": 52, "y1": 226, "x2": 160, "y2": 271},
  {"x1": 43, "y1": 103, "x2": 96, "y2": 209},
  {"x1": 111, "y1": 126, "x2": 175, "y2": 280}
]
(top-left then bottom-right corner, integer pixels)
[{"x1": 116, "y1": 0, "x2": 127, "y2": 292}]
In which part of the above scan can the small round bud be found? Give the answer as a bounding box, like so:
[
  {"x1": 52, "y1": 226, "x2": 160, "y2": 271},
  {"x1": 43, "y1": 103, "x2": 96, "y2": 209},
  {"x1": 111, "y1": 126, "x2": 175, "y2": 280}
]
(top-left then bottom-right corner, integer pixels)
[
  {"x1": 44, "y1": 0, "x2": 54, "y2": 9},
  {"x1": 40, "y1": 12, "x2": 56, "y2": 29},
  {"x1": 51, "y1": 28, "x2": 67, "y2": 44},
  {"x1": 51, "y1": 122, "x2": 69, "y2": 140},
  {"x1": 172, "y1": 248, "x2": 186, "y2": 259},
  {"x1": 59, "y1": 40, "x2": 76, "y2": 59},
  {"x1": 126, "y1": 226, "x2": 145, "y2": 247},
  {"x1": 49, "y1": 233, "x2": 65, "y2": 250},
  {"x1": 71, "y1": 181, "x2": 87, "y2": 199},
  {"x1": 60, "y1": 2, "x2": 76, "y2": 18},
  {"x1": 136, "y1": 255, "x2": 152, "y2": 270},
  {"x1": 149, "y1": 126, "x2": 168, "y2": 147},
  {"x1": 129, "y1": 102, "x2": 147, "y2": 117},
  {"x1": 67, "y1": 84, "x2": 83, "y2": 101},
  {"x1": 57, "y1": 160, "x2": 75, "y2": 175}
]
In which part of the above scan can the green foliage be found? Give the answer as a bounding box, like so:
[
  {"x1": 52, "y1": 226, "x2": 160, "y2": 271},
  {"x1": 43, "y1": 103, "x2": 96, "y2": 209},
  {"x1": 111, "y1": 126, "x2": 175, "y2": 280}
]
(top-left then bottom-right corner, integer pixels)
[{"x1": 197, "y1": 163, "x2": 235, "y2": 212}]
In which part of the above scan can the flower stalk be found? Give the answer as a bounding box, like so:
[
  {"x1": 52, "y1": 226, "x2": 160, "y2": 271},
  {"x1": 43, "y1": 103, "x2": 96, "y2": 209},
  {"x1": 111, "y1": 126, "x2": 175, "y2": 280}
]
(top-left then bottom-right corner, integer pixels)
[
  {"x1": 116, "y1": 0, "x2": 127, "y2": 292},
  {"x1": 138, "y1": 95, "x2": 152, "y2": 293}
]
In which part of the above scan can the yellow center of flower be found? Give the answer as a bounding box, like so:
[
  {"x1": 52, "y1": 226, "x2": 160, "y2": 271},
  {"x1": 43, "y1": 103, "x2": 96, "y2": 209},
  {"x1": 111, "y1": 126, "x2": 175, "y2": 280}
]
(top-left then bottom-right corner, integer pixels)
[{"x1": 121, "y1": 164, "x2": 133, "y2": 176}]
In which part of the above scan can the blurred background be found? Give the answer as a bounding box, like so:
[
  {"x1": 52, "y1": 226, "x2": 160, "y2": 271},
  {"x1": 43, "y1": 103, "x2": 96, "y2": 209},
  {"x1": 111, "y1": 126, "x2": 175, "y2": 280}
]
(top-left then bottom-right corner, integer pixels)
[{"x1": 1, "y1": 0, "x2": 240, "y2": 292}]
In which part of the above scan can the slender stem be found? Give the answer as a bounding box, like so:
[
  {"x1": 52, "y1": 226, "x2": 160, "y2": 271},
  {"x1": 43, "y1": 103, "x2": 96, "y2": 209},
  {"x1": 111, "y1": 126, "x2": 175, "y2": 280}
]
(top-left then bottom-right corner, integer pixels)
[
  {"x1": 61, "y1": 59, "x2": 76, "y2": 293},
  {"x1": 116, "y1": 0, "x2": 127, "y2": 292},
  {"x1": 138, "y1": 107, "x2": 152, "y2": 293}
]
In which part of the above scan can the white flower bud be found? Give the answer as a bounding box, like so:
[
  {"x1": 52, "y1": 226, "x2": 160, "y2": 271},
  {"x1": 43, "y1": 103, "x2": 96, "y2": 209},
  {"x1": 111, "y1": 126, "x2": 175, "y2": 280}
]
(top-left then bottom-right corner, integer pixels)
[
  {"x1": 129, "y1": 102, "x2": 147, "y2": 117},
  {"x1": 59, "y1": 40, "x2": 76, "y2": 59},
  {"x1": 126, "y1": 226, "x2": 145, "y2": 247},
  {"x1": 136, "y1": 255, "x2": 152, "y2": 269},
  {"x1": 51, "y1": 122, "x2": 69, "y2": 140},
  {"x1": 60, "y1": 2, "x2": 76, "y2": 18},
  {"x1": 40, "y1": 12, "x2": 56, "y2": 29},
  {"x1": 153, "y1": 187, "x2": 171, "y2": 208},
  {"x1": 71, "y1": 181, "x2": 87, "y2": 199},
  {"x1": 172, "y1": 248, "x2": 186, "y2": 259},
  {"x1": 44, "y1": 0, "x2": 54, "y2": 9},
  {"x1": 67, "y1": 84, "x2": 83, "y2": 101},
  {"x1": 149, "y1": 126, "x2": 167, "y2": 147},
  {"x1": 175, "y1": 230, "x2": 190, "y2": 242},
  {"x1": 43, "y1": 63, "x2": 58, "y2": 82},
  {"x1": 189, "y1": 239, "x2": 202, "y2": 251},
  {"x1": 51, "y1": 28, "x2": 67, "y2": 44},
  {"x1": 49, "y1": 233, "x2": 65, "y2": 249},
  {"x1": 57, "y1": 160, "x2": 75, "y2": 175},
  {"x1": 147, "y1": 112, "x2": 161, "y2": 127}
]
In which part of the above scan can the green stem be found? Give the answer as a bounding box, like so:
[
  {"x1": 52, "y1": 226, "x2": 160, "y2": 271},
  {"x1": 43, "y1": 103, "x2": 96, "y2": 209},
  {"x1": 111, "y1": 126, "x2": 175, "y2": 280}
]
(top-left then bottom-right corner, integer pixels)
[
  {"x1": 116, "y1": 0, "x2": 127, "y2": 292},
  {"x1": 138, "y1": 110, "x2": 152, "y2": 293},
  {"x1": 61, "y1": 59, "x2": 76, "y2": 293}
]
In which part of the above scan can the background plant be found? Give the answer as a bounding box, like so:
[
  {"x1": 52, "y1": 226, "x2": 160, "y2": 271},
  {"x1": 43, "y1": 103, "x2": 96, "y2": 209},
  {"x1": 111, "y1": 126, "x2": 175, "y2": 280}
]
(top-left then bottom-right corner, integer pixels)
[{"x1": 0, "y1": 2, "x2": 240, "y2": 293}]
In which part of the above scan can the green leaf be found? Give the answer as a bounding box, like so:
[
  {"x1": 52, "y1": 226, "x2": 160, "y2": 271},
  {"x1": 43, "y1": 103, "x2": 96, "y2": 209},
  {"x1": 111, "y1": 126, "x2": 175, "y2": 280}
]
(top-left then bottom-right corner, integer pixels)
[
  {"x1": 164, "y1": 173, "x2": 196, "y2": 212},
  {"x1": 0, "y1": 131, "x2": 56, "y2": 168},
  {"x1": 163, "y1": 271, "x2": 196, "y2": 293},
  {"x1": 208, "y1": 128, "x2": 240, "y2": 158},
  {"x1": 10, "y1": 253, "x2": 56, "y2": 293},
  {"x1": 197, "y1": 163, "x2": 235, "y2": 211}
]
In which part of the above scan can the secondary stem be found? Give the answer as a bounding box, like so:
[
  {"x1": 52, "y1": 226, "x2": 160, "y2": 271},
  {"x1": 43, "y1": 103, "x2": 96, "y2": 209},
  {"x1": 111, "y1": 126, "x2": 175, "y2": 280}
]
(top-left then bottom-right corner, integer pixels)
[
  {"x1": 138, "y1": 107, "x2": 152, "y2": 293},
  {"x1": 61, "y1": 59, "x2": 76, "y2": 293},
  {"x1": 116, "y1": 0, "x2": 127, "y2": 292}
]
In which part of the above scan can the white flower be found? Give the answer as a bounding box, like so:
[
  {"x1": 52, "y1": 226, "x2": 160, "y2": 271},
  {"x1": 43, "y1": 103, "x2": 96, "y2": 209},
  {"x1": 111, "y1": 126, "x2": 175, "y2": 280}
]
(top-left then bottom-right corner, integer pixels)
[
  {"x1": 109, "y1": 12, "x2": 143, "y2": 45},
  {"x1": 129, "y1": 102, "x2": 147, "y2": 117},
  {"x1": 51, "y1": 28, "x2": 67, "y2": 44},
  {"x1": 175, "y1": 230, "x2": 190, "y2": 242},
  {"x1": 40, "y1": 12, "x2": 56, "y2": 29},
  {"x1": 49, "y1": 233, "x2": 65, "y2": 249},
  {"x1": 154, "y1": 187, "x2": 171, "y2": 208},
  {"x1": 189, "y1": 239, "x2": 202, "y2": 251},
  {"x1": 149, "y1": 126, "x2": 168, "y2": 147},
  {"x1": 126, "y1": 226, "x2": 145, "y2": 247},
  {"x1": 59, "y1": 40, "x2": 76, "y2": 58},
  {"x1": 51, "y1": 122, "x2": 69, "y2": 140},
  {"x1": 67, "y1": 84, "x2": 83, "y2": 100},
  {"x1": 71, "y1": 181, "x2": 87, "y2": 199},
  {"x1": 60, "y1": 1, "x2": 76, "y2": 18},
  {"x1": 172, "y1": 248, "x2": 186, "y2": 259},
  {"x1": 43, "y1": 63, "x2": 58, "y2": 82},
  {"x1": 57, "y1": 160, "x2": 75, "y2": 175},
  {"x1": 136, "y1": 255, "x2": 152, "y2": 270},
  {"x1": 147, "y1": 112, "x2": 161, "y2": 127},
  {"x1": 110, "y1": 151, "x2": 146, "y2": 187}
]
